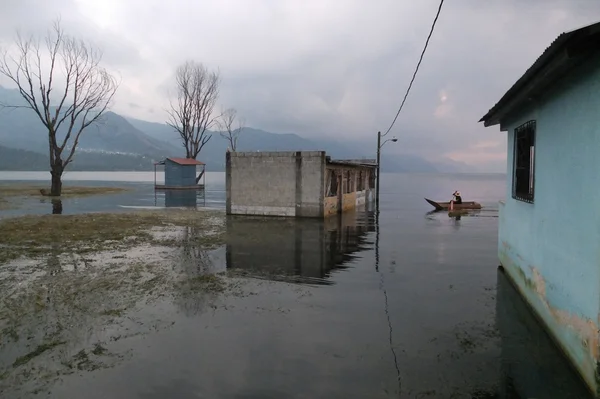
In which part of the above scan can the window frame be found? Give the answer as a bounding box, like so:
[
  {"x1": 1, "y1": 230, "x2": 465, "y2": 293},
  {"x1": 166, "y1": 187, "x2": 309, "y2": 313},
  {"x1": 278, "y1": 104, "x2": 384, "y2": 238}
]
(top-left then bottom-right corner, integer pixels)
[{"x1": 512, "y1": 120, "x2": 536, "y2": 203}]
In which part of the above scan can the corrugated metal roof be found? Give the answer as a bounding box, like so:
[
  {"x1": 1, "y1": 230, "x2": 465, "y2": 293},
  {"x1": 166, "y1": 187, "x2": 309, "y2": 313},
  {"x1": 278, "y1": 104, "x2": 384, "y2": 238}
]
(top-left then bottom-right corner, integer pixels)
[
  {"x1": 166, "y1": 157, "x2": 205, "y2": 165},
  {"x1": 479, "y1": 21, "x2": 600, "y2": 127}
]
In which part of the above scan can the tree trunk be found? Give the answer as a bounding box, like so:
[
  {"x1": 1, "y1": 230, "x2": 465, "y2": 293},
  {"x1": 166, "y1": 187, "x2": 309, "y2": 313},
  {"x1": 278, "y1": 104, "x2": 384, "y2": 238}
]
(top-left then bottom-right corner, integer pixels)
[
  {"x1": 50, "y1": 165, "x2": 63, "y2": 197},
  {"x1": 51, "y1": 199, "x2": 63, "y2": 214}
]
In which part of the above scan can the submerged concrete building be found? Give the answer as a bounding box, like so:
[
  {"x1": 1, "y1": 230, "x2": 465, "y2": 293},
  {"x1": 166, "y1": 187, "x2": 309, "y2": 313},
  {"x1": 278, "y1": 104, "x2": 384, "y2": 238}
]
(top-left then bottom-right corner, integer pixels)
[
  {"x1": 480, "y1": 21, "x2": 600, "y2": 395},
  {"x1": 225, "y1": 151, "x2": 376, "y2": 218}
]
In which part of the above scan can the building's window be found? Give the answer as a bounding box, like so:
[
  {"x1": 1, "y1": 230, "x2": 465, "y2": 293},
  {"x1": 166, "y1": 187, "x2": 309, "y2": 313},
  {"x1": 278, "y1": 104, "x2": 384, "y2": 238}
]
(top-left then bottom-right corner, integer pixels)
[
  {"x1": 344, "y1": 170, "x2": 354, "y2": 194},
  {"x1": 513, "y1": 120, "x2": 536, "y2": 203},
  {"x1": 326, "y1": 169, "x2": 338, "y2": 197},
  {"x1": 344, "y1": 171, "x2": 350, "y2": 194},
  {"x1": 357, "y1": 171, "x2": 364, "y2": 191},
  {"x1": 368, "y1": 170, "x2": 375, "y2": 189}
]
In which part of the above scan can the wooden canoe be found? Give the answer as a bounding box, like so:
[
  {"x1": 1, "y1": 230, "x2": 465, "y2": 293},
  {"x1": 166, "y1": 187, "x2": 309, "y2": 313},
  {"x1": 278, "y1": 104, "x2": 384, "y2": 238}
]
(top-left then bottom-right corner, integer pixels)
[{"x1": 424, "y1": 198, "x2": 482, "y2": 211}]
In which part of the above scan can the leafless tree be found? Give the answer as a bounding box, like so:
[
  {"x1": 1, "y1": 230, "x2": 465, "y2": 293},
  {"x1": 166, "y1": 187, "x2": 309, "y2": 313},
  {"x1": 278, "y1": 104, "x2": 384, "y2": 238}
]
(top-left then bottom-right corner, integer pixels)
[
  {"x1": 0, "y1": 19, "x2": 119, "y2": 196},
  {"x1": 166, "y1": 61, "x2": 220, "y2": 159},
  {"x1": 218, "y1": 107, "x2": 245, "y2": 152}
]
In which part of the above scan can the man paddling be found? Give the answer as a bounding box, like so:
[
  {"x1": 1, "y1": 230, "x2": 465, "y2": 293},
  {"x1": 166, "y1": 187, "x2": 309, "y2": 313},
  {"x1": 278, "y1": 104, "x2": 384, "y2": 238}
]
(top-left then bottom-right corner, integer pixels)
[{"x1": 450, "y1": 190, "x2": 462, "y2": 210}]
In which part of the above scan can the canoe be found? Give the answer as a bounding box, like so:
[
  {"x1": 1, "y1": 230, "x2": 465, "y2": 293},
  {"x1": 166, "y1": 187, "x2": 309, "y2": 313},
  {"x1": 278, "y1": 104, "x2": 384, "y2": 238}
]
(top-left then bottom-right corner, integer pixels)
[{"x1": 424, "y1": 198, "x2": 482, "y2": 211}]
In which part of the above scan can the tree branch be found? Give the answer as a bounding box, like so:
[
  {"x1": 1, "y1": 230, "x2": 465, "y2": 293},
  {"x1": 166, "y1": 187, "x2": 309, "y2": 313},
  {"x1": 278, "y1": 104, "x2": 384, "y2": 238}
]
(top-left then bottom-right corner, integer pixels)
[
  {"x1": 0, "y1": 17, "x2": 119, "y2": 194},
  {"x1": 166, "y1": 60, "x2": 220, "y2": 160}
]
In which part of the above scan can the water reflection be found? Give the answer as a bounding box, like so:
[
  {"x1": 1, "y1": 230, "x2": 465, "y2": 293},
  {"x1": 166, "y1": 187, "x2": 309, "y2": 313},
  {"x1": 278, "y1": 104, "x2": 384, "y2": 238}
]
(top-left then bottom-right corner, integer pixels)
[
  {"x1": 154, "y1": 189, "x2": 207, "y2": 208},
  {"x1": 225, "y1": 210, "x2": 375, "y2": 285},
  {"x1": 38, "y1": 197, "x2": 64, "y2": 214},
  {"x1": 495, "y1": 267, "x2": 593, "y2": 398},
  {"x1": 51, "y1": 199, "x2": 63, "y2": 214}
]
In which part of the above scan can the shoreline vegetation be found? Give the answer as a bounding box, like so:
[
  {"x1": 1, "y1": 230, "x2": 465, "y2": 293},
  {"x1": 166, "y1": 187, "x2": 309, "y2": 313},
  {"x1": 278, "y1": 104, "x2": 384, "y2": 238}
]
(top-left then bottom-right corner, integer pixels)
[
  {"x1": 0, "y1": 184, "x2": 131, "y2": 210},
  {"x1": 0, "y1": 208, "x2": 227, "y2": 264},
  {"x1": 0, "y1": 207, "x2": 239, "y2": 396}
]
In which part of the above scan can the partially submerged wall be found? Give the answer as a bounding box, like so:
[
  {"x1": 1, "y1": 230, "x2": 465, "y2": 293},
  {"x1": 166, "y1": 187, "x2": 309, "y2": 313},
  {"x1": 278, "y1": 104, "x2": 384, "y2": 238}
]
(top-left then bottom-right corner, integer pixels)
[
  {"x1": 226, "y1": 151, "x2": 326, "y2": 217},
  {"x1": 323, "y1": 165, "x2": 375, "y2": 217},
  {"x1": 498, "y1": 60, "x2": 600, "y2": 395}
]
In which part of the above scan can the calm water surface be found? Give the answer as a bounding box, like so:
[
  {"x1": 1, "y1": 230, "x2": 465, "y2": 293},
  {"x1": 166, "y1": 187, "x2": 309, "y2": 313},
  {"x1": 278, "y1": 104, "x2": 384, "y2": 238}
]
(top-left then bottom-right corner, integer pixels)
[{"x1": 0, "y1": 171, "x2": 591, "y2": 398}]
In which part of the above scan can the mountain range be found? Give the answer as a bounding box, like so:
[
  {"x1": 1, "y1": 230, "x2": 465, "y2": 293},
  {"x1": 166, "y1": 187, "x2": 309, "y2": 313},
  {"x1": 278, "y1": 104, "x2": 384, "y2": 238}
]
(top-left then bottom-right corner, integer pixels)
[{"x1": 0, "y1": 86, "x2": 467, "y2": 172}]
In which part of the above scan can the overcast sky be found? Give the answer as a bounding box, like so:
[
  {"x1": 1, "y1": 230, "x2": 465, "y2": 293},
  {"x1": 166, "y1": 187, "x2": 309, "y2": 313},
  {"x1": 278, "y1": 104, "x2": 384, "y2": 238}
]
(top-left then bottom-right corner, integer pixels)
[{"x1": 1, "y1": 0, "x2": 599, "y2": 171}]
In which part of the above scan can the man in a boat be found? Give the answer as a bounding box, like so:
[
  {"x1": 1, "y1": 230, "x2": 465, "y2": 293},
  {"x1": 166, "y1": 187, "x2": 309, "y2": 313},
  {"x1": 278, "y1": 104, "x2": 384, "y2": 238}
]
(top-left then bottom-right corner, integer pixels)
[{"x1": 451, "y1": 190, "x2": 462, "y2": 205}]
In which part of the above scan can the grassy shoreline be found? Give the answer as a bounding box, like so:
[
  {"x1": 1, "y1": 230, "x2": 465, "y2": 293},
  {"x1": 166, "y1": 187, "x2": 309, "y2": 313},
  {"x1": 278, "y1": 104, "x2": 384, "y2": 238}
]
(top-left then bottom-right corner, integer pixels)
[
  {"x1": 0, "y1": 209, "x2": 226, "y2": 264},
  {"x1": 0, "y1": 184, "x2": 131, "y2": 211}
]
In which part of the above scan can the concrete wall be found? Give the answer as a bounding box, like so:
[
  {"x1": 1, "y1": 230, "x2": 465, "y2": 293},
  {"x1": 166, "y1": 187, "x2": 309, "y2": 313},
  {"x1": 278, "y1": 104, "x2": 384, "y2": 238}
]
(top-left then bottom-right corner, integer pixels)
[
  {"x1": 341, "y1": 192, "x2": 356, "y2": 212},
  {"x1": 323, "y1": 196, "x2": 337, "y2": 217},
  {"x1": 356, "y1": 190, "x2": 366, "y2": 206},
  {"x1": 495, "y1": 268, "x2": 592, "y2": 398},
  {"x1": 226, "y1": 151, "x2": 325, "y2": 217},
  {"x1": 498, "y1": 58, "x2": 600, "y2": 394}
]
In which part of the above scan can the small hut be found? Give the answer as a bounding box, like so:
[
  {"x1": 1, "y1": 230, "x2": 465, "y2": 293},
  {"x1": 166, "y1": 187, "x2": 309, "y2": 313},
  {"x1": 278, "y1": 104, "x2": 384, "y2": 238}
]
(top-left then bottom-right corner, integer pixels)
[{"x1": 154, "y1": 157, "x2": 206, "y2": 190}]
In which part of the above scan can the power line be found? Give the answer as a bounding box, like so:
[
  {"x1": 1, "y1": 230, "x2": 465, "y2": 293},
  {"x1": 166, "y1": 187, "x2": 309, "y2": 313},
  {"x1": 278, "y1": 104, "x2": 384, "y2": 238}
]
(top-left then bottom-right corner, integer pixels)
[{"x1": 383, "y1": 0, "x2": 445, "y2": 137}]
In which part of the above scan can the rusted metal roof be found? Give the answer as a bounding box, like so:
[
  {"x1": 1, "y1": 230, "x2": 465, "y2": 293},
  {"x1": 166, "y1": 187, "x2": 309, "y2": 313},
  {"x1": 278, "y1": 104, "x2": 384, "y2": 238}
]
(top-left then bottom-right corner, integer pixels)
[
  {"x1": 166, "y1": 157, "x2": 205, "y2": 165},
  {"x1": 479, "y1": 21, "x2": 600, "y2": 127}
]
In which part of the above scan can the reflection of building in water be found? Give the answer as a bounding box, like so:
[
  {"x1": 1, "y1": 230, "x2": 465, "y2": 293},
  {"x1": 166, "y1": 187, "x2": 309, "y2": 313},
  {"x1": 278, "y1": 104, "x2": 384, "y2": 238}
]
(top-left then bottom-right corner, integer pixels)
[
  {"x1": 225, "y1": 210, "x2": 375, "y2": 284},
  {"x1": 164, "y1": 190, "x2": 205, "y2": 208},
  {"x1": 496, "y1": 268, "x2": 592, "y2": 399}
]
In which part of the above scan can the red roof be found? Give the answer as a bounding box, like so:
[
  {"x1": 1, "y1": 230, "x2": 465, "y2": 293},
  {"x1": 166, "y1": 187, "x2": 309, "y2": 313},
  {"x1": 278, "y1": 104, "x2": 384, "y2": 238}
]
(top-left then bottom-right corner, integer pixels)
[{"x1": 167, "y1": 157, "x2": 205, "y2": 165}]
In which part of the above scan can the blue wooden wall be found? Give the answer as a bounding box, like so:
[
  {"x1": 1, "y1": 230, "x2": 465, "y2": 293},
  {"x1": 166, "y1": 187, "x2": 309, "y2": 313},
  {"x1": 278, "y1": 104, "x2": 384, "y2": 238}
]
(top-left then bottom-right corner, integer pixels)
[{"x1": 165, "y1": 159, "x2": 197, "y2": 187}]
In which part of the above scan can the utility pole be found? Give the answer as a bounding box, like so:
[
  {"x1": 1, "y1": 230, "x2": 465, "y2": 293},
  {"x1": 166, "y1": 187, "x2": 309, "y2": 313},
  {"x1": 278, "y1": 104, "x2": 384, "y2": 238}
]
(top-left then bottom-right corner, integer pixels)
[
  {"x1": 375, "y1": 131, "x2": 397, "y2": 213},
  {"x1": 376, "y1": 131, "x2": 381, "y2": 211}
]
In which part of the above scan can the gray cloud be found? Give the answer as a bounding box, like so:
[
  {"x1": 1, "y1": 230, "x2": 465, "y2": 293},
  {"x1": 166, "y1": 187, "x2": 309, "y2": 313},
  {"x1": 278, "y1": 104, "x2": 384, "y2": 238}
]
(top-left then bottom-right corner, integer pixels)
[{"x1": 0, "y1": 0, "x2": 599, "y2": 171}]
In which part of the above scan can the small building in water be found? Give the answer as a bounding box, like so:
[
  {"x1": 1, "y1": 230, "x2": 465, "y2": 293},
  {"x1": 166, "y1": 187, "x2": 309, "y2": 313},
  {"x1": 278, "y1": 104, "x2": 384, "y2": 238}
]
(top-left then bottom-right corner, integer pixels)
[
  {"x1": 154, "y1": 157, "x2": 206, "y2": 190},
  {"x1": 225, "y1": 151, "x2": 376, "y2": 218},
  {"x1": 480, "y1": 21, "x2": 600, "y2": 395}
]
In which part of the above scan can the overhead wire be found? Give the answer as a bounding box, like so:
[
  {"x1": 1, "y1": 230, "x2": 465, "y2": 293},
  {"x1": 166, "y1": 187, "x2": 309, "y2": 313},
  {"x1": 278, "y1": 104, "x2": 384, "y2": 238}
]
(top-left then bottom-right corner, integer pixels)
[{"x1": 382, "y1": 0, "x2": 445, "y2": 137}]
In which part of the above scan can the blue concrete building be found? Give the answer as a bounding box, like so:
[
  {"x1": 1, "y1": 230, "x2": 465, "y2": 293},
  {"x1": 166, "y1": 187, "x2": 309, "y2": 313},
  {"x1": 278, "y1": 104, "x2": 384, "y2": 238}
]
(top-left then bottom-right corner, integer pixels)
[
  {"x1": 480, "y1": 21, "x2": 600, "y2": 395},
  {"x1": 154, "y1": 157, "x2": 205, "y2": 189}
]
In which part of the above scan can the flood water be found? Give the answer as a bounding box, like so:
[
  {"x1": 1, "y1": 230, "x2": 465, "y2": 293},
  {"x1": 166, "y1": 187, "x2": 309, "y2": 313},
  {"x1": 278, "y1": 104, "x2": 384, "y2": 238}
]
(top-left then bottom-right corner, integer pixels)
[{"x1": 0, "y1": 171, "x2": 592, "y2": 398}]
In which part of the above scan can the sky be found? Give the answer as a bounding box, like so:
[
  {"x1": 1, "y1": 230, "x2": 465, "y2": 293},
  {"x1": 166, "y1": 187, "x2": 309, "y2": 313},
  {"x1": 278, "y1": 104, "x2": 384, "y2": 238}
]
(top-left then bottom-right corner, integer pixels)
[{"x1": 0, "y1": 0, "x2": 599, "y2": 172}]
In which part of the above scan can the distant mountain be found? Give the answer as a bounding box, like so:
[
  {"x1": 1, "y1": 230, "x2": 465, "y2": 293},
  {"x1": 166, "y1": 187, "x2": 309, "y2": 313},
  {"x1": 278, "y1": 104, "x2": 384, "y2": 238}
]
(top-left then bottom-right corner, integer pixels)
[
  {"x1": 0, "y1": 85, "x2": 457, "y2": 173},
  {"x1": 0, "y1": 145, "x2": 48, "y2": 171},
  {"x1": 0, "y1": 144, "x2": 158, "y2": 171},
  {"x1": 127, "y1": 116, "x2": 440, "y2": 172}
]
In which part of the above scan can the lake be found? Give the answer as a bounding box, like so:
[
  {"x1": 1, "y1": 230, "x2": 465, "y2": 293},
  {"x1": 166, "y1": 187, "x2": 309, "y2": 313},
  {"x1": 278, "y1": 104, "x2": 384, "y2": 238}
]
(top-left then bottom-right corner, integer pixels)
[{"x1": 0, "y1": 171, "x2": 591, "y2": 398}]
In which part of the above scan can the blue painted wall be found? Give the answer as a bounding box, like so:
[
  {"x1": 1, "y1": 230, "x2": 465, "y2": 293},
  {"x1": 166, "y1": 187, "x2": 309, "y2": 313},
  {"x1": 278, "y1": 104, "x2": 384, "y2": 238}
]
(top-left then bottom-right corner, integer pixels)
[
  {"x1": 165, "y1": 159, "x2": 197, "y2": 187},
  {"x1": 498, "y1": 57, "x2": 600, "y2": 394}
]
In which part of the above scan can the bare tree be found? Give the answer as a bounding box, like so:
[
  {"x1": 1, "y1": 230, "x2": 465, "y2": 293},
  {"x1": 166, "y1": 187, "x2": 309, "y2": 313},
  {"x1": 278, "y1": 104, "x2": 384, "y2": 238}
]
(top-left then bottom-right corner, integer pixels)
[
  {"x1": 218, "y1": 107, "x2": 245, "y2": 152},
  {"x1": 166, "y1": 61, "x2": 220, "y2": 159},
  {"x1": 0, "y1": 19, "x2": 119, "y2": 196}
]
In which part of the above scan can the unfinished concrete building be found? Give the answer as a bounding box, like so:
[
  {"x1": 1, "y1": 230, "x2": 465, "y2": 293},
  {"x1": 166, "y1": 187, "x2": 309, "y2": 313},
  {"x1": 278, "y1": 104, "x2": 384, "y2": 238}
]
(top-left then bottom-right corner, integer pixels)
[{"x1": 225, "y1": 151, "x2": 376, "y2": 218}]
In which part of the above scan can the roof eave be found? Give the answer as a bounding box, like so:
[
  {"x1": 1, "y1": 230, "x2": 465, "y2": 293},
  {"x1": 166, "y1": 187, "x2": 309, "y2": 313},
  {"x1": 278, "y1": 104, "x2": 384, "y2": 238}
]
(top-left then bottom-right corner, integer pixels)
[{"x1": 479, "y1": 21, "x2": 600, "y2": 127}]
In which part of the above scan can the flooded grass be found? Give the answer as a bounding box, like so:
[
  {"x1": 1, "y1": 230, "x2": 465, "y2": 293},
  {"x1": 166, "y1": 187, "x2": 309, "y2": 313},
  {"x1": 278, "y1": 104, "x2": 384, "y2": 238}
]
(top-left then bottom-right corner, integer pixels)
[
  {"x1": 0, "y1": 184, "x2": 129, "y2": 199},
  {"x1": 13, "y1": 341, "x2": 66, "y2": 367},
  {"x1": 0, "y1": 184, "x2": 130, "y2": 211},
  {"x1": 0, "y1": 208, "x2": 234, "y2": 396},
  {"x1": 0, "y1": 209, "x2": 225, "y2": 263}
]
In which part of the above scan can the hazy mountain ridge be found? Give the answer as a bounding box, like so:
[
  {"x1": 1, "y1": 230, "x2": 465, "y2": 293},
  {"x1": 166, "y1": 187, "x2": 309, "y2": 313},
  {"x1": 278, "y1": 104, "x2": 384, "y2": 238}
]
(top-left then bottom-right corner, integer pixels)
[{"x1": 0, "y1": 85, "x2": 459, "y2": 172}]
